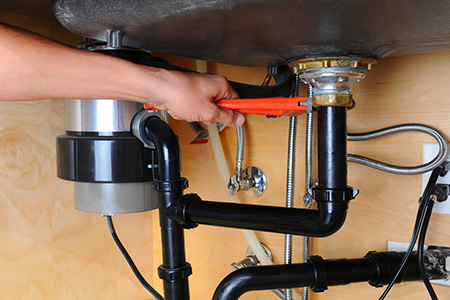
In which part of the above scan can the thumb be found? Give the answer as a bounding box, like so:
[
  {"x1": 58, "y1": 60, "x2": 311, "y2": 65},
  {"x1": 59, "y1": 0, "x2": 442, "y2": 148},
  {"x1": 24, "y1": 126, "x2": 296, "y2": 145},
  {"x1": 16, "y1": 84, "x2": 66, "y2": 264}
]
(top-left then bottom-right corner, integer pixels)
[{"x1": 217, "y1": 108, "x2": 245, "y2": 127}]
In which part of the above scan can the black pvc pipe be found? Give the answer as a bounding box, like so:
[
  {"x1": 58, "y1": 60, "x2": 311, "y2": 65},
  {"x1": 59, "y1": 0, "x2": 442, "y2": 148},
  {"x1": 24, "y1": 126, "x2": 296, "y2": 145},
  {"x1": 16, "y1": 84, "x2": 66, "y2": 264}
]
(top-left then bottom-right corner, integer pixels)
[
  {"x1": 144, "y1": 117, "x2": 190, "y2": 300},
  {"x1": 174, "y1": 195, "x2": 348, "y2": 237},
  {"x1": 214, "y1": 264, "x2": 316, "y2": 300},
  {"x1": 317, "y1": 106, "x2": 348, "y2": 189},
  {"x1": 169, "y1": 106, "x2": 354, "y2": 238},
  {"x1": 144, "y1": 117, "x2": 182, "y2": 181},
  {"x1": 213, "y1": 251, "x2": 431, "y2": 300}
]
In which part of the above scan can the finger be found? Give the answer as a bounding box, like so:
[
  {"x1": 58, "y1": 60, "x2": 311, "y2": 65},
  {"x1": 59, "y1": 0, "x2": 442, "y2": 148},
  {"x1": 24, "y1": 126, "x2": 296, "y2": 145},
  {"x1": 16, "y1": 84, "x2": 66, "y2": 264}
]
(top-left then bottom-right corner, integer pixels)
[
  {"x1": 226, "y1": 84, "x2": 240, "y2": 99},
  {"x1": 213, "y1": 75, "x2": 239, "y2": 100},
  {"x1": 216, "y1": 108, "x2": 245, "y2": 127},
  {"x1": 167, "y1": 110, "x2": 182, "y2": 120}
]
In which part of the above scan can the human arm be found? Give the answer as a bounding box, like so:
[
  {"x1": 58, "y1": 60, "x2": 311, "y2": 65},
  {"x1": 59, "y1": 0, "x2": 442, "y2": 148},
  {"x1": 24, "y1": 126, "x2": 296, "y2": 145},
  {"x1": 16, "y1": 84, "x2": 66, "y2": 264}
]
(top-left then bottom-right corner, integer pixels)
[{"x1": 0, "y1": 23, "x2": 244, "y2": 126}]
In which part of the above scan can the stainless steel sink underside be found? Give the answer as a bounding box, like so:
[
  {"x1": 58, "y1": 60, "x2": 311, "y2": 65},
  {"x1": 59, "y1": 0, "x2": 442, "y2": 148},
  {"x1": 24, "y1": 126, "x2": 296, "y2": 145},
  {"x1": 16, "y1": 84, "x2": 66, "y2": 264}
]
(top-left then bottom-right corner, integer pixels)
[{"x1": 13, "y1": 0, "x2": 450, "y2": 66}]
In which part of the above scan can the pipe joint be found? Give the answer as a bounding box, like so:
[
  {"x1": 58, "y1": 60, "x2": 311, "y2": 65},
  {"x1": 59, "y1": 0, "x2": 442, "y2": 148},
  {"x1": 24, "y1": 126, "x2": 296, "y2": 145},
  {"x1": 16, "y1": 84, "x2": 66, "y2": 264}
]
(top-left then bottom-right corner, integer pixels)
[
  {"x1": 158, "y1": 263, "x2": 193, "y2": 283},
  {"x1": 313, "y1": 186, "x2": 359, "y2": 203},
  {"x1": 364, "y1": 251, "x2": 404, "y2": 287},
  {"x1": 167, "y1": 193, "x2": 200, "y2": 229},
  {"x1": 309, "y1": 256, "x2": 328, "y2": 292},
  {"x1": 213, "y1": 249, "x2": 450, "y2": 300},
  {"x1": 153, "y1": 178, "x2": 189, "y2": 192}
]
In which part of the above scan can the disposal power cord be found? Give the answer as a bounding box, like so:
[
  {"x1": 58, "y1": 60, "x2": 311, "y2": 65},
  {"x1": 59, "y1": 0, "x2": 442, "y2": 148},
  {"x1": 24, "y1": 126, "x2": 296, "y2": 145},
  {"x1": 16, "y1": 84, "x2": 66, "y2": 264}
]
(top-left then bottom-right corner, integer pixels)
[
  {"x1": 106, "y1": 215, "x2": 164, "y2": 300},
  {"x1": 418, "y1": 198, "x2": 438, "y2": 300},
  {"x1": 378, "y1": 164, "x2": 445, "y2": 300}
]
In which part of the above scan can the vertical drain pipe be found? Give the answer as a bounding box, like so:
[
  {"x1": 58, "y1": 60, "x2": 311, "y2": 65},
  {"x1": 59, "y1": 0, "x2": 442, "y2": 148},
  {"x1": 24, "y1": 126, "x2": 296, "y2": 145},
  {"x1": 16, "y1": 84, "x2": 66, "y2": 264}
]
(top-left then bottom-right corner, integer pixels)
[
  {"x1": 284, "y1": 73, "x2": 300, "y2": 300},
  {"x1": 316, "y1": 106, "x2": 348, "y2": 192},
  {"x1": 144, "y1": 117, "x2": 191, "y2": 300},
  {"x1": 302, "y1": 85, "x2": 314, "y2": 300}
]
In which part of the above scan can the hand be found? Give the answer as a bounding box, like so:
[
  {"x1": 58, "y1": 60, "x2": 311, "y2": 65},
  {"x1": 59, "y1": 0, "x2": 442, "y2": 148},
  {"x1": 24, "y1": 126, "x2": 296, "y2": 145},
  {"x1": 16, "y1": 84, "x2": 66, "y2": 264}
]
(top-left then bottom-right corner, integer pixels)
[
  {"x1": 0, "y1": 23, "x2": 245, "y2": 128},
  {"x1": 142, "y1": 68, "x2": 245, "y2": 127}
]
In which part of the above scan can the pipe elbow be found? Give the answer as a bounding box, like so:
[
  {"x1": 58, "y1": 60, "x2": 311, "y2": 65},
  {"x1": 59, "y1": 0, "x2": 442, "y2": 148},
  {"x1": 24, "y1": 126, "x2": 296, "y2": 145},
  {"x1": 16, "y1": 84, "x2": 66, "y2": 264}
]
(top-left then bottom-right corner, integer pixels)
[
  {"x1": 311, "y1": 202, "x2": 348, "y2": 237},
  {"x1": 309, "y1": 186, "x2": 356, "y2": 237},
  {"x1": 212, "y1": 269, "x2": 253, "y2": 300},
  {"x1": 213, "y1": 264, "x2": 315, "y2": 300}
]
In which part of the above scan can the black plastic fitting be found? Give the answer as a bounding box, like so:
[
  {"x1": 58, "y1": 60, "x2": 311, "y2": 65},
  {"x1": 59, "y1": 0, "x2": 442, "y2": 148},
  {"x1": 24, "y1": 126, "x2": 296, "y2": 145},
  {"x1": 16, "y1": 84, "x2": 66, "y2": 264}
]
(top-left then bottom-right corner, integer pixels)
[
  {"x1": 313, "y1": 187, "x2": 358, "y2": 203},
  {"x1": 169, "y1": 194, "x2": 348, "y2": 237},
  {"x1": 313, "y1": 106, "x2": 356, "y2": 203},
  {"x1": 213, "y1": 264, "x2": 316, "y2": 300},
  {"x1": 166, "y1": 106, "x2": 357, "y2": 238},
  {"x1": 432, "y1": 184, "x2": 450, "y2": 202},
  {"x1": 167, "y1": 193, "x2": 199, "y2": 229},
  {"x1": 212, "y1": 251, "x2": 432, "y2": 300},
  {"x1": 168, "y1": 106, "x2": 356, "y2": 237},
  {"x1": 316, "y1": 106, "x2": 348, "y2": 189},
  {"x1": 158, "y1": 263, "x2": 193, "y2": 282},
  {"x1": 144, "y1": 116, "x2": 191, "y2": 300},
  {"x1": 153, "y1": 178, "x2": 189, "y2": 193},
  {"x1": 144, "y1": 117, "x2": 182, "y2": 181},
  {"x1": 364, "y1": 251, "x2": 418, "y2": 287}
]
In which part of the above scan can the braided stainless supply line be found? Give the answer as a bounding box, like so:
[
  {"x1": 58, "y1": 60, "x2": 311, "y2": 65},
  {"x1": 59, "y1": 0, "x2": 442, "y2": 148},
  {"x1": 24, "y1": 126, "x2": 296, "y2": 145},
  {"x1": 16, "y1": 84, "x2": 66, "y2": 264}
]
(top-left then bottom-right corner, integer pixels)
[
  {"x1": 284, "y1": 73, "x2": 301, "y2": 300},
  {"x1": 348, "y1": 124, "x2": 448, "y2": 175}
]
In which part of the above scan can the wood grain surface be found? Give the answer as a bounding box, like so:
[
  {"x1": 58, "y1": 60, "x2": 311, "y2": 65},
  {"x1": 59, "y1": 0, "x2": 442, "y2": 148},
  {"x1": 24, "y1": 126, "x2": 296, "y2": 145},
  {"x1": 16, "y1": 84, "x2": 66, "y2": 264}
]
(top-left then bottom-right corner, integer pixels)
[{"x1": 1, "y1": 8, "x2": 450, "y2": 300}]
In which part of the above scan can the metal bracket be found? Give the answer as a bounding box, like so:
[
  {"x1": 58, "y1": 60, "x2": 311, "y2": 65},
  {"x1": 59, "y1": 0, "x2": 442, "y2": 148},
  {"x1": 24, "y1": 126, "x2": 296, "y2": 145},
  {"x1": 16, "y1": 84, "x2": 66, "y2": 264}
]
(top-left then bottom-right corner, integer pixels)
[
  {"x1": 106, "y1": 29, "x2": 123, "y2": 48},
  {"x1": 298, "y1": 97, "x2": 314, "y2": 113},
  {"x1": 230, "y1": 244, "x2": 273, "y2": 270}
]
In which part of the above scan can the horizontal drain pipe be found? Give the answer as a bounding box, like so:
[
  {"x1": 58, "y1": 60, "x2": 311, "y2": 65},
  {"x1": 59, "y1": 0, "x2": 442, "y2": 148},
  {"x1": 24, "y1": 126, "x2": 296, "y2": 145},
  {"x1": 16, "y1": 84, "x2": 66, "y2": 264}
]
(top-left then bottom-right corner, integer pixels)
[
  {"x1": 212, "y1": 249, "x2": 450, "y2": 300},
  {"x1": 168, "y1": 195, "x2": 349, "y2": 237}
]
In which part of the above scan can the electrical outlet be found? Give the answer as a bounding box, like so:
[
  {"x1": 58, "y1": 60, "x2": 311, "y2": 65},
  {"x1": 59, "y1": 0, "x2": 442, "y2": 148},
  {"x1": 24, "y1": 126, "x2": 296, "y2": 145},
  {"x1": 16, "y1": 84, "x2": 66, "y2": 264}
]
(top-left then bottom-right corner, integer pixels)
[{"x1": 422, "y1": 143, "x2": 450, "y2": 214}]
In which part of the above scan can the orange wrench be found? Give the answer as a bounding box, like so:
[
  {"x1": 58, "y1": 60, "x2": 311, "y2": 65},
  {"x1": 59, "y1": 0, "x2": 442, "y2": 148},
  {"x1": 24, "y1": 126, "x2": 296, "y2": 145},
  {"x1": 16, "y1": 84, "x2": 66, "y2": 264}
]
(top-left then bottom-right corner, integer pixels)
[{"x1": 144, "y1": 96, "x2": 309, "y2": 117}]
